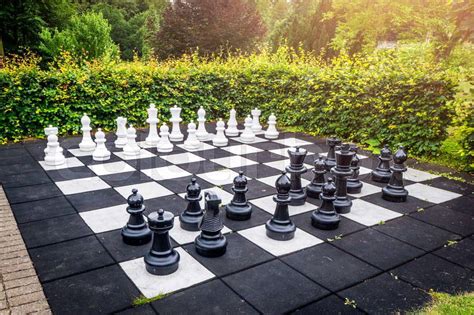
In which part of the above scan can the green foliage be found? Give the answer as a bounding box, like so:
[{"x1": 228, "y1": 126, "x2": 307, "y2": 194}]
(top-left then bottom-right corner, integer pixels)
[{"x1": 0, "y1": 47, "x2": 463, "y2": 168}]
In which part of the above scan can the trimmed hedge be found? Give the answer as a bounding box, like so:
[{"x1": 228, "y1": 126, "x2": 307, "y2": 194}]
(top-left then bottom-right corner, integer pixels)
[{"x1": 0, "y1": 49, "x2": 457, "y2": 159}]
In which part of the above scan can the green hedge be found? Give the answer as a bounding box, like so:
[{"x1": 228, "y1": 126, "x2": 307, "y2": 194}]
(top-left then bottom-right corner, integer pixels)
[{"x1": 0, "y1": 49, "x2": 457, "y2": 160}]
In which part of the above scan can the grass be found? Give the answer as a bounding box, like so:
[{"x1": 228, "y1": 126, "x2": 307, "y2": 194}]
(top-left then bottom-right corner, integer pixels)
[
  {"x1": 413, "y1": 291, "x2": 474, "y2": 314},
  {"x1": 132, "y1": 293, "x2": 169, "y2": 306}
]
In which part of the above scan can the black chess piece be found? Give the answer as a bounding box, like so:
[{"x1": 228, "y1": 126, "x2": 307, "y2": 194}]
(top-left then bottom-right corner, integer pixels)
[
  {"x1": 265, "y1": 172, "x2": 296, "y2": 241},
  {"x1": 372, "y1": 145, "x2": 392, "y2": 183},
  {"x1": 325, "y1": 136, "x2": 342, "y2": 171},
  {"x1": 179, "y1": 177, "x2": 203, "y2": 231},
  {"x1": 286, "y1": 146, "x2": 307, "y2": 206},
  {"x1": 311, "y1": 177, "x2": 340, "y2": 230},
  {"x1": 195, "y1": 191, "x2": 227, "y2": 257},
  {"x1": 346, "y1": 145, "x2": 363, "y2": 194},
  {"x1": 382, "y1": 146, "x2": 409, "y2": 202},
  {"x1": 225, "y1": 171, "x2": 252, "y2": 220},
  {"x1": 144, "y1": 209, "x2": 180, "y2": 275},
  {"x1": 121, "y1": 189, "x2": 152, "y2": 245},
  {"x1": 306, "y1": 155, "x2": 327, "y2": 199},
  {"x1": 330, "y1": 143, "x2": 354, "y2": 214}
]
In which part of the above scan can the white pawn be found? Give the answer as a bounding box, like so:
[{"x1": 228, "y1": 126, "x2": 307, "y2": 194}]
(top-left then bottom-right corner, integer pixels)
[
  {"x1": 123, "y1": 125, "x2": 141, "y2": 157},
  {"x1": 93, "y1": 128, "x2": 111, "y2": 161},
  {"x1": 225, "y1": 108, "x2": 239, "y2": 137},
  {"x1": 169, "y1": 105, "x2": 184, "y2": 142},
  {"x1": 251, "y1": 108, "x2": 262, "y2": 134},
  {"x1": 44, "y1": 125, "x2": 58, "y2": 157},
  {"x1": 196, "y1": 106, "x2": 210, "y2": 141},
  {"x1": 264, "y1": 113, "x2": 279, "y2": 139},
  {"x1": 79, "y1": 113, "x2": 96, "y2": 152},
  {"x1": 183, "y1": 121, "x2": 201, "y2": 151},
  {"x1": 239, "y1": 115, "x2": 255, "y2": 144},
  {"x1": 115, "y1": 117, "x2": 128, "y2": 148},
  {"x1": 213, "y1": 118, "x2": 228, "y2": 147},
  {"x1": 145, "y1": 104, "x2": 160, "y2": 146},
  {"x1": 45, "y1": 134, "x2": 65, "y2": 166},
  {"x1": 157, "y1": 123, "x2": 174, "y2": 153}
]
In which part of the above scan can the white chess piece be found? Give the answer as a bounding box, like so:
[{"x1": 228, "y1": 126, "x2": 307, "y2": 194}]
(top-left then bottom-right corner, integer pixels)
[
  {"x1": 183, "y1": 121, "x2": 201, "y2": 151},
  {"x1": 225, "y1": 108, "x2": 239, "y2": 137},
  {"x1": 264, "y1": 113, "x2": 279, "y2": 139},
  {"x1": 145, "y1": 103, "x2": 160, "y2": 146},
  {"x1": 213, "y1": 118, "x2": 228, "y2": 147},
  {"x1": 44, "y1": 125, "x2": 58, "y2": 157},
  {"x1": 239, "y1": 115, "x2": 255, "y2": 143},
  {"x1": 157, "y1": 123, "x2": 174, "y2": 153},
  {"x1": 196, "y1": 106, "x2": 210, "y2": 141},
  {"x1": 115, "y1": 117, "x2": 128, "y2": 148},
  {"x1": 79, "y1": 113, "x2": 96, "y2": 151},
  {"x1": 123, "y1": 125, "x2": 141, "y2": 157},
  {"x1": 92, "y1": 128, "x2": 111, "y2": 161},
  {"x1": 251, "y1": 108, "x2": 262, "y2": 134},
  {"x1": 44, "y1": 134, "x2": 65, "y2": 166},
  {"x1": 169, "y1": 105, "x2": 184, "y2": 142}
]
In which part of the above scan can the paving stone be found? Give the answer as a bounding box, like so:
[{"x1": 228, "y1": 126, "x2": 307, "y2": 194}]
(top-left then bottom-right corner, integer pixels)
[
  {"x1": 10, "y1": 196, "x2": 76, "y2": 224},
  {"x1": 4, "y1": 183, "x2": 62, "y2": 204},
  {"x1": 410, "y1": 205, "x2": 474, "y2": 236},
  {"x1": 291, "y1": 294, "x2": 364, "y2": 314},
  {"x1": 434, "y1": 237, "x2": 474, "y2": 270}
]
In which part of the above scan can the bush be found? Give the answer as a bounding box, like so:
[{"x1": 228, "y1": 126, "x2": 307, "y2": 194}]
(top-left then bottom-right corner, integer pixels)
[{"x1": 0, "y1": 48, "x2": 462, "y2": 167}]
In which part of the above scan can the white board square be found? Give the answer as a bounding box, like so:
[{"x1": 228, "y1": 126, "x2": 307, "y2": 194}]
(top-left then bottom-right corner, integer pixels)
[
  {"x1": 160, "y1": 152, "x2": 204, "y2": 165},
  {"x1": 232, "y1": 136, "x2": 268, "y2": 144},
  {"x1": 176, "y1": 142, "x2": 215, "y2": 152},
  {"x1": 341, "y1": 199, "x2": 402, "y2": 226},
  {"x1": 250, "y1": 195, "x2": 317, "y2": 216},
  {"x1": 239, "y1": 225, "x2": 323, "y2": 256},
  {"x1": 115, "y1": 182, "x2": 173, "y2": 200},
  {"x1": 348, "y1": 182, "x2": 381, "y2": 198},
  {"x1": 120, "y1": 248, "x2": 215, "y2": 298},
  {"x1": 79, "y1": 204, "x2": 128, "y2": 233},
  {"x1": 88, "y1": 161, "x2": 136, "y2": 176},
  {"x1": 39, "y1": 157, "x2": 84, "y2": 171},
  {"x1": 68, "y1": 148, "x2": 93, "y2": 157},
  {"x1": 55, "y1": 176, "x2": 110, "y2": 195},
  {"x1": 197, "y1": 169, "x2": 240, "y2": 186},
  {"x1": 211, "y1": 156, "x2": 258, "y2": 168},
  {"x1": 405, "y1": 183, "x2": 462, "y2": 204},
  {"x1": 178, "y1": 186, "x2": 234, "y2": 208},
  {"x1": 257, "y1": 175, "x2": 310, "y2": 189},
  {"x1": 358, "y1": 166, "x2": 372, "y2": 175},
  {"x1": 221, "y1": 144, "x2": 263, "y2": 155},
  {"x1": 404, "y1": 168, "x2": 440, "y2": 182},
  {"x1": 114, "y1": 149, "x2": 155, "y2": 160},
  {"x1": 169, "y1": 217, "x2": 231, "y2": 244},
  {"x1": 272, "y1": 137, "x2": 312, "y2": 147},
  {"x1": 137, "y1": 141, "x2": 156, "y2": 149},
  {"x1": 141, "y1": 165, "x2": 191, "y2": 181}
]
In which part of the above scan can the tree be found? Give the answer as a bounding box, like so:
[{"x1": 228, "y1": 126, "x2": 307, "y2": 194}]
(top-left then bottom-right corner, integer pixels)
[{"x1": 152, "y1": 0, "x2": 266, "y2": 58}]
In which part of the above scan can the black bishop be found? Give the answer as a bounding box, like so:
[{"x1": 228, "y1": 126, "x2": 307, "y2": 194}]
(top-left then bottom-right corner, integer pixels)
[
  {"x1": 121, "y1": 189, "x2": 152, "y2": 245},
  {"x1": 372, "y1": 145, "x2": 392, "y2": 183},
  {"x1": 179, "y1": 177, "x2": 203, "y2": 231},
  {"x1": 311, "y1": 177, "x2": 340, "y2": 230},
  {"x1": 346, "y1": 145, "x2": 363, "y2": 194},
  {"x1": 225, "y1": 171, "x2": 252, "y2": 220},
  {"x1": 306, "y1": 154, "x2": 327, "y2": 199},
  {"x1": 382, "y1": 146, "x2": 409, "y2": 202}
]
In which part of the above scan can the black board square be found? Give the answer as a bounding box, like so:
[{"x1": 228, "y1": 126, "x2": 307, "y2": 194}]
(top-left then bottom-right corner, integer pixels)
[
  {"x1": 0, "y1": 154, "x2": 35, "y2": 166},
  {"x1": 392, "y1": 254, "x2": 474, "y2": 294},
  {"x1": 100, "y1": 171, "x2": 153, "y2": 187},
  {"x1": 0, "y1": 162, "x2": 42, "y2": 177},
  {"x1": 291, "y1": 294, "x2": 364, "y2": 314},
  {"x1": 76, "y1": 153, "x2": 122, "y2": 166},
  {"x1": 243, "y1": 151, "x2": 287, "y2": 164},
  {"x1": 434, "y1": 237, "x2": 474, "y2": 270},
  {"x1": 4, "y1": 183, "x2": 62, "y2": 204},
  {"x1": 144, "y1": 195, "x2": 189, "y2": 216},
  {"x1": 146, "y1": 146, "x2": 186, "y2": 156},
  {"x1": 0, "y1": 170, "x2": 51, "y2": 188},
  {"x1": 159, "y1": 175, "x2": 213, "y2": 194},
  {"x1": 11, "y1": 196, "x2": 76, "y2": 224},
  {"x1": 221, "y1": 205, "x2": 272, "y2": 232},
  {"x1": 0, "y1": 145, "x2": 27, "y2": 157},
  {"x1": 66, "y1": 188, "x2": 125, "y2": 212},
  {"x1": 192, "y1": 148, "x2": 234, "y2": 160},
  {"x1": 177, "y1": 160, "x2": 220, "y2": 175},
  {"x1": 124, "y1": 156, "x2": 169, "y2": 170},
  {"x1": 339, "y1": 273, "x2": 430, "y2": 314},
  {"x1": 438, "y1": 195, "x2": 474, "y2": 216},
  {"x1": 223, "y1": 260, "x2": 329, "y2": 314},
  {"x1": 292, "y1": 213, "x2": 365, "y2": 241},
  {"x1": 424, "y1": 177, "x2": 473, "y2": 196},
  {"x1": 332, "y1": 228, "x2": 424, "y2": 270},
  {"x1": 249, "y1": 141, "x2": 287, "y2": 151},
  {"x1": 47, "y1": 166, "x2": 96, "y2": 182},
  {"x1": 222, "y1": 179, "x2": 274, "y2": 200},
  {"x1": 373, "y1": 216, "x2": 460, "y2": 251},
  {"x1": 19, "y1": 213, "x2": 93, "y2": 248},
  {"x1": 282, "y1": 243, "x2": 380, "y2": 292},
  {"x1": 410, "y1": 205, "x2": 474, "y2": 236},
  {"x1": 29, "y1": 235, "x2": 114, "y2": 282},
  {"x1": 43, "y1": 265, "x2": 140, "y2": 314},
  {"x1": 360, "y1": 193, "x2": 433, "y2": 214},
  {"x1": 231, "y1": 164, "x2": 281, "y2": 179}
]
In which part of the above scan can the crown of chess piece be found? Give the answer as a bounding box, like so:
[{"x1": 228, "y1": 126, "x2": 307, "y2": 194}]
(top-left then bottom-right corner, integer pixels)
[
  {"x1": 144, "y1": 209, "x2": 180, "y2": 275},
  {"x1": 264, "y1": 113, "x2": 279, "y2": 139},
  {"x1": 346, "y1": 144, "x2": 363, "y2": 194},
  {"x1": 115, "y1": 117, "x2": 128, "y2": 148},
  {"x1": 382, "y1": 146, "x2": 409, "y2": 202},
  {"x1": 123, "y1": 125, "x2": 141, "y2": 156},
  {"x1": 239, "y1": 115, "x2": 255, "y2": 143},
  {"x1": 179, "y1": 178, "x2": 204, "y2": 231},
  {"x1": 286, "y1": 146, "x2": 308, "y2": 206},
  {"x1": 157, "y1": 123, "x2": 174, "y2": 153},
  {"x1": 121, "y1": 189, "x2": 152, "y2": 245},
  {"x1": 306, "y1": 154, "x2": 327, "y2": 199},
  {"x1": 251, "y1": 108, "x2": 262, "y2": 134},
  {"x1": 330, "y1": 143, "x2": 354, "y2": 214},
  {"x1": 225, "y1": 171, "x2": 253, "y2": 220},
  {"x1": 212, "y1": 118, "x2": 228, "y2": 147},
  {"x1": 372, "y1": 144, "x2": 392, "y2": 183},
  {"x1": 44, "y1": 133, "x2": 66, "y2": 166},
  {"x1": 169, "y1": 105, "x2": 184, "y2": 142},
  {"x1": 194, "y1": 191, "x2": 227, "y2": 257},
  {"x1": 225, "y1": 108, "x2": 239, "y2": 137},
  {"x1": 324, "y1": 136, "x2": 342, "y2": 171},
  {"x1": 183, "y1": 121, "x2": 202, "y2": 151},
  {"x1": 145, "y1": 103, "x2": 160, "y2": 146},
  {"x1": 196, "y1": 106, "x2": 210, "y2": 141},
  {"x1": 43, "y1": 125, "x2": 58, "y2": 158},
  {"x1": 265, "y1": 171, "x2": 296, "y2": 241},
  {"x1": 92, "y1": 128, "x2": 111, "y2": 161},
  {"x1": 79, "y1": 113, "x2": 96, "y2": 152},
  {"x1": 311, "y1": 177, "x2": 340, "y2": 230}
]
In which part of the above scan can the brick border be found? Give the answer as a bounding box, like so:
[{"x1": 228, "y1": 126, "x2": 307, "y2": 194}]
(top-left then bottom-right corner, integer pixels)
[{"x1": 0, "y1": 186, "x2": 51, "y2": 314}]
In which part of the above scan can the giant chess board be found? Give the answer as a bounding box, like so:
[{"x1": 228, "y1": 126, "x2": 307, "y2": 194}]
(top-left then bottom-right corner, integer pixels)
[{"x1": 1, "y1": 124, "x2": 473, "y2": 314}]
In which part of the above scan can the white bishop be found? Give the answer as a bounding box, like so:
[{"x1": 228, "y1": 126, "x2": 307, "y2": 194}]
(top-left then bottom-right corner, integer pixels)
[
  {"x1": 123, "y1": 125, "x2": 141, "y2": 157},
  {"x1": 79, "y1": 113, "x2": 96, "y2": 151},
  {"x1": 264, "y1": 113, "x2": 279, "y2": 139},
  {"x1": 44, "y1": 134, "x2": 66, "y2": 166},
  {"x1": 225, "y1": 108, "x2": 239, "y2": 137},
  {"x1": 93, "y1": 128, "x2": 111, "y2": 161},
  {"x1": 196, "y1": 106, "x2": 210, "y2": 141},
  {"x1": 157, "y1": 123, "x2": 174, "y2": 153},
  {"x1": 183, "y1": 121, "x2": 201, "y2": 151},
  {"x1": 115, "y1": 117, "x2": 128, "y2": 148},
  {"x1": 213, "y1": 118, "x2": 228, "y2": 147},
  {"x1": 239, "y1": 115, "x2": 255, "y2": 143}
]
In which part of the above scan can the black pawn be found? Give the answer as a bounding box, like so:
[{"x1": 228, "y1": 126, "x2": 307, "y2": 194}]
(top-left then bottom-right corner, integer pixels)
[
  {"x1": 286, "y1": 146, "x2": 308, "y2": 206},
  {"x1": 144, "y1": 209, "x2": 180, "y2": 275},
  {"x1": 382, "y1": 146, "x2": 409, "y2": 202},
  {"x1": 347, "y1": 145, "x2": 363, "y2": 194},
  {"x1": 225, "y1": 171, "x2": 252, "y2": 220},
  {"x1": 311, "y1": 177, "x2": 340, "y2": 230},
  {"x1": 121, "y1": 189, "x2": 152, "y2": 245},
  {"x1": 266, "y1": 172, "x2": 296, "y2": 241},
  {"x1": 325, "y1": 136, "x2": 342, "y2": 171},
  {"x1": 179, "y1": 177, "x2": 203, "y2": 231},
  {"x1": 306, "y1": 155, "x2": 327, "y2": 199},
  {"x1": 195, "y1": 191, "x2": 227, "y2": 257},
  {"x1": 372, "y1": 145, "x2": 392, "y2": 183},
  {"x1": 330, "y1": 143, "x2": 354, "y2": 214}
]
